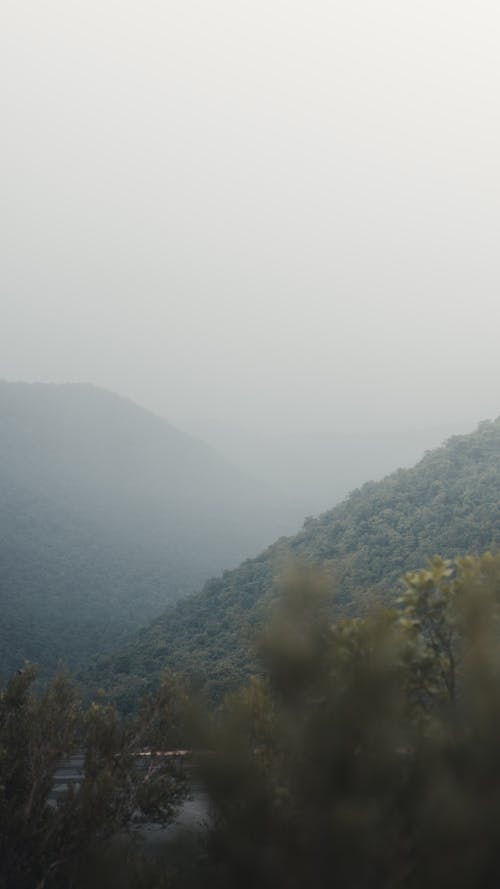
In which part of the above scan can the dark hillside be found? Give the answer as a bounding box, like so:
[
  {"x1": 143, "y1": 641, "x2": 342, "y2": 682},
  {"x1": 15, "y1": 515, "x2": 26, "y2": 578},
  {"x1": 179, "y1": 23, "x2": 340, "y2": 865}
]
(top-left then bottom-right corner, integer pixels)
[
  {"x1": 89, "y1": 418, "x2": 500, "y2": 706},
  {"x1": 0, "y1": 381, "x2": 298, "y2": 677}
]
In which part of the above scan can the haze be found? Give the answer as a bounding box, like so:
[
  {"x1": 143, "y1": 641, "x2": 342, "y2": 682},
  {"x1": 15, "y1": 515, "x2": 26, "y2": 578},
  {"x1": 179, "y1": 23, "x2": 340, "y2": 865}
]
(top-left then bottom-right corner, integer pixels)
[{"x1": 3, "y1": 0, "x2": 500, "y2": 446}]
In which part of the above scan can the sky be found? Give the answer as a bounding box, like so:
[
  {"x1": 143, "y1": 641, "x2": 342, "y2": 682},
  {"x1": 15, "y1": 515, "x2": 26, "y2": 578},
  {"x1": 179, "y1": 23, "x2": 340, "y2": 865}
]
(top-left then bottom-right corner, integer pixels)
[{"x1": 2, "y1": 0, "x2": 500, "y2": 439}]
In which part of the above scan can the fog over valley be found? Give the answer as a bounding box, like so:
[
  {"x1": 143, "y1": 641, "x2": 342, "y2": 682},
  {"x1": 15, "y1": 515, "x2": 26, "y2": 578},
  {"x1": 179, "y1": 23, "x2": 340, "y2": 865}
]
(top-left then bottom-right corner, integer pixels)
[{"x1": 3, "y1": 0, "x2": 500, "y2": 461}]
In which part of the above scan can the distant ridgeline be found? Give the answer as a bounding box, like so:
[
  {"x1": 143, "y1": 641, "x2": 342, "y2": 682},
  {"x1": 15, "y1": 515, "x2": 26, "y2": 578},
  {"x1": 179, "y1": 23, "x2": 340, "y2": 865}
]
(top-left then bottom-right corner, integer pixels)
[
  {"x1": 0, "y1": 381, "x2": 299, "y2": 678},
  {"x1": 87, "y1": 417, "x2": 500, "y2": 710}
]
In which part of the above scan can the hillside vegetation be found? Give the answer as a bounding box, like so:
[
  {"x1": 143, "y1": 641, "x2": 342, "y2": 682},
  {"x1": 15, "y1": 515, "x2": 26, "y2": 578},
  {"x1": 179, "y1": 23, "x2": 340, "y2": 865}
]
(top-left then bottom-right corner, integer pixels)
[
  {"x1": 0, "y1": 381, "x2": 298, "y2": 677},
  {"x1": 90, "y1": 418, "x2": 500, "y2": 707},
  {"x1": 7, "y1": 552, "x2": 500, "y2": 889}
]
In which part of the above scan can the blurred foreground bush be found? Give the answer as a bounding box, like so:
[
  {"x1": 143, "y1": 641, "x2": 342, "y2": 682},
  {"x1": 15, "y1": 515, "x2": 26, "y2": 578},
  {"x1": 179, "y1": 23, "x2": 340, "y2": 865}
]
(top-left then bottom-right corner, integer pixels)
[{"x1": 197, "y1": 554, "x2": 500, "y2": 889}]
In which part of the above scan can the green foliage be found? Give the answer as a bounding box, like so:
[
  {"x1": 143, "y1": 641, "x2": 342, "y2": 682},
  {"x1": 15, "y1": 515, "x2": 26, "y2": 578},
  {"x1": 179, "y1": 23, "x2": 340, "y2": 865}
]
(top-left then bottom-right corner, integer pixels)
[
  {"x1": 0, "y1": 667, "x2": 189, "y2": 889},
  {"x1": 7, "y1": 556, "x2": 500, "y2": 888},
  {"x1": 92, "y1": 417, "x2": 500, "y2": 707},
  {"x1": 192, "y1": 554, "x2": 500, "y2": 889},
  {"x1": 0, "y1": 666, "x2": 80, "y2": 888}
]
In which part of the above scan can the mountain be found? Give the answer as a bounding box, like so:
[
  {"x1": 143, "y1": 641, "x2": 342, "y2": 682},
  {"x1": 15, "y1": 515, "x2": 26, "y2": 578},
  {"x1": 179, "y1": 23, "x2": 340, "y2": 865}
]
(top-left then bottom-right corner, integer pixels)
[
  {"x1": 88, "y1": 417, "x2": 500, "y2": 708},
  {"x1": 0, "y1": 381, "x2": 300, "y2": 677}
]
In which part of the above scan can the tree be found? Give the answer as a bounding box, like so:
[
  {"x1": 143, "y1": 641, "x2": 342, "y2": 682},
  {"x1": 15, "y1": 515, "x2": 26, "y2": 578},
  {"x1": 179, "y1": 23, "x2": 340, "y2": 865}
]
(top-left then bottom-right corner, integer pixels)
[{"x1": 0, "y1": 667, "x2": 189, "y2": 889}]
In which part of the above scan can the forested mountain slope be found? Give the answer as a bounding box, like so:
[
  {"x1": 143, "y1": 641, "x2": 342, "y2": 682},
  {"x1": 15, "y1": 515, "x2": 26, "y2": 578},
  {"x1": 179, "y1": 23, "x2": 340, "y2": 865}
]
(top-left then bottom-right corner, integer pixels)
[
  {"x1": 89, "y1": 418, "x2": 500, "y2": 707},
  {"x1": 0, "y1": 381, "x2": 298, "y2": 677}
]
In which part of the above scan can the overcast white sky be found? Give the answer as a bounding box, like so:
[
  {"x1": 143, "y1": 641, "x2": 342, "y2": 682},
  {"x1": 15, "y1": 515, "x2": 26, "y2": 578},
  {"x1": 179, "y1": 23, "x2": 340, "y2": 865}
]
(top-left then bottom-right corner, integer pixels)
[{"x1": 2, "y1": 0, "x2": 500, "y2": 437}]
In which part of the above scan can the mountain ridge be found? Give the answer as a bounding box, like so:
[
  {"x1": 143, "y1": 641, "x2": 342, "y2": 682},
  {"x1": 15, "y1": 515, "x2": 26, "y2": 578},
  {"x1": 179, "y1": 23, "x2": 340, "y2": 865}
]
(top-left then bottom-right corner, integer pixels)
[
  {"x1": 87, "y1": 416, "x2": 500, "y2": 707},
  {"x1": 0, "y1": 380, "x2": 300, "y2": 677}
]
